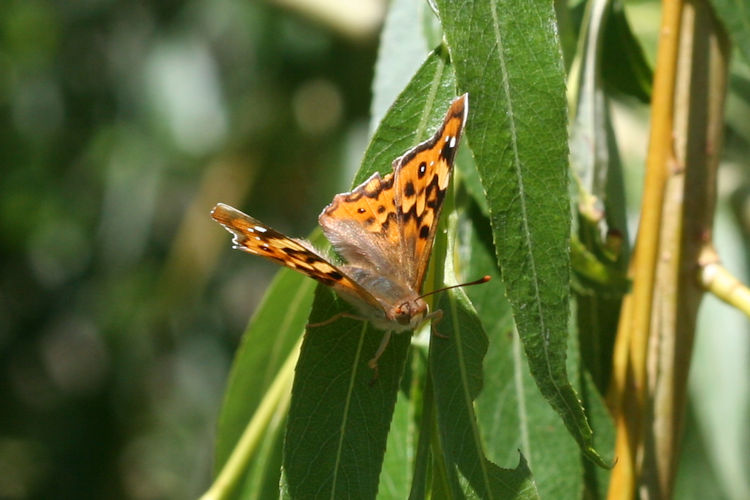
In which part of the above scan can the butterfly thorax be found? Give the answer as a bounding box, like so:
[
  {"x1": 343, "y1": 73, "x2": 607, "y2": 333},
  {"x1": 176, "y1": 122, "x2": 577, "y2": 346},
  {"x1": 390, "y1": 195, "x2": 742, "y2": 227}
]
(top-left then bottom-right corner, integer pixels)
[{"x1": 334, "y1": 265, "x2": 428, "y2": 332}]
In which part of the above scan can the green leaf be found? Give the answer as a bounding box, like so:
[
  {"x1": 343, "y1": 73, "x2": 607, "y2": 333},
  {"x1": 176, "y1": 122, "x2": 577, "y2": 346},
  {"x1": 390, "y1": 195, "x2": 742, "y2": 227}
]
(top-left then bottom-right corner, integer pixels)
[
  {"x1": 212, "y1": 259, "x2": 318, "y2": 497},
  {"x1": 578, "y1": 364, "x2": 616, "y2": 498},
  {"x1": 458, "y1": 198, "x2": 583, "y2": 499},
  {"x1": 430, "y1": 283, "x2": 539, "y2": 499},
  {"x1": 370, "y1": 6, "x2": 435, "y2": 494},
  {"x1": 571, "y1": 238, "x2": 630, "y2": 293},
  {"x1": 569, "y1": 0, "x2": 632, "y2": 223},
  {"x1": 568, "y1": 0, "x2": 630, "y2": 395},
  {"x1": 359, "y1": 48, "x2": 459, "y2": 185},
  {"x1": 281, "y1": 48, "x2": 462, "y2": 499},
  {"x1": 232, "y1": 412, "x2": 288, "y2": 500},
  {"x1": 566, "y1": 291, "x2": 615, "y2": 498},
  {"x1": 455, "y1": 139, "x2": 489, "y2": 216},
  {"x1": 436, "y1": 0, "x2": 609, "y2": 467},
  {"x1": 281, "y1": 287, "x2": 412, "y2": 499},
  {"x1": 709, "y1": 0, "x2": 750, "y2": 65},
  {"x1": 406, "y1": 354, "x2": 443, "y2": 500},
  {"x1": 378, "y1": 384, "x2": 414, "y2": 499},
  {"x1": 601, "y1": 0, "x2": 653, "y2": 103},
  {"x1": 412, "y1": 194, "x2": 536, "y2": 499},
  {"x1": 370, "y1": 0, "x2": 430, "y2": 129}
]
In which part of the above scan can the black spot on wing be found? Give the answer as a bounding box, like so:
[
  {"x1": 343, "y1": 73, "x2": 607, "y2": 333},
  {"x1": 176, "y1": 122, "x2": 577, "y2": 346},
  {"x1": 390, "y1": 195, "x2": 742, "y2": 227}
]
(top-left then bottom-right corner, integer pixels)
[
  {"x1": 404, "y1": 181, "x2": 415, "y2": 197},
  {"x1": 440, "y1": 139, "x2": 457, "y2": 163},
  {"x1": 397, "y1": 174, "x2": 447, "y2": 227},
  {"x1": 418, "y1": 162, "x2": 427, "y2": 178},
  {"x1": 327, "y1": 270, "x2": 344, "y2": 281},
  {"x1": 419, "y1": 225, "x2": 430, "y2": 239},
  {"x1": 380, "y1": 211, "x2": 397, "y2": 231},
  {"x1": 344, "y1": 173, "x2": 395, "y2": 202},
  {"x1": 282, "y1": 247, "x2": 304, "y2": 257},
  {"x1": 434, "y1": 186, "x2": 447, "y2": 206},
  {"x1": 281, "y1": 247, "x2": 329, "y2": 266}
]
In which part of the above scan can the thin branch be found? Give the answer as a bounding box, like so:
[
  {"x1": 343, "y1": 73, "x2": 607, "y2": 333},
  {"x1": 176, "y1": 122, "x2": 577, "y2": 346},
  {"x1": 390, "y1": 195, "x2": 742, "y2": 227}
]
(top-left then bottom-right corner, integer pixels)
[{"x1": 699, "y1": 246, "x2": 750, "y2": 316}]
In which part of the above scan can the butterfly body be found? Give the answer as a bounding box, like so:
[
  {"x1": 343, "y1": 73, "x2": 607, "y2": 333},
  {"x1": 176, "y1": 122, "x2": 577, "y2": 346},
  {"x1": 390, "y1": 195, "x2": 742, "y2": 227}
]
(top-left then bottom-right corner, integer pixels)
[{"x1": 212, "y1": 94, "x2": 468, "y2": 367}]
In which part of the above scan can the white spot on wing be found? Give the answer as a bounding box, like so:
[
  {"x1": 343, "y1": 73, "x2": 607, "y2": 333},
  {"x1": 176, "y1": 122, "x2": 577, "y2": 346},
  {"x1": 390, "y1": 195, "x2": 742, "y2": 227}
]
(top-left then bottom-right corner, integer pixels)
[
  {"x1": 254, "y1": 226, "x2": 267, "y2": 233},
  {"x1": 223, "y1": 226, "x2": 244, "y2": 244},
  {"x1": 449, "y1": 136, "x2": 456, "y2": 148}
]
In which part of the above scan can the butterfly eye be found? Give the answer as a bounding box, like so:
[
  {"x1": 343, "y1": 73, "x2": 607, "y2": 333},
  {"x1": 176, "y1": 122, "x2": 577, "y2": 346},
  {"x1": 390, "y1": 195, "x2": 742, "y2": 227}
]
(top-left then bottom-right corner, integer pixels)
[{"x1": 393, "y1": 302, "x2": 414, "y2": 324}]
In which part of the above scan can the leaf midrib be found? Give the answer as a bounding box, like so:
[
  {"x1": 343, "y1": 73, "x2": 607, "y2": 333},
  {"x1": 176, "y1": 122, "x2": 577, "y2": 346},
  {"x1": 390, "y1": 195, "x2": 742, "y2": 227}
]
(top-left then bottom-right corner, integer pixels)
[
  {"x1": 449, "y1": 291, "x2": 494, "y2": 498},
  {"x1": 330, "y1": 322, "x2": 368, "y2": 500},
  {"x1": 488, "y1": 0, "x2": 576, "y2": 426}
]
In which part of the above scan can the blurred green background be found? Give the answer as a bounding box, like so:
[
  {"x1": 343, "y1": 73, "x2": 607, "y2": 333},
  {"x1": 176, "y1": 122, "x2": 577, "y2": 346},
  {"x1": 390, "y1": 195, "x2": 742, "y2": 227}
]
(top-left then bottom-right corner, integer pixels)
[
  {"x1": 0, "y1": 0, "x2": 383, "y2": 497},
  {"x1": 1, "y1": 0, "x2": 749, "y2": 498}
]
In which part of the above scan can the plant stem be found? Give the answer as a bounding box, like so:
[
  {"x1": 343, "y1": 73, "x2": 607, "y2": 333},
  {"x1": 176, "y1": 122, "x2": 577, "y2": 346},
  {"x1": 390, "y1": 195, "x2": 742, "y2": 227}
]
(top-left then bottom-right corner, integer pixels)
[
  {"x1": 642, "y1": 3, "x2": 729, "y2": 495},
  {"x1": 699, "y1": 246, "x2": 750, "y2": 315},
  {"x1": 608, "y1": 0, "x2": 730, "y2": 497},
  {"x1": 608, "y1": 0, "x2": 684, "y2": 497}
]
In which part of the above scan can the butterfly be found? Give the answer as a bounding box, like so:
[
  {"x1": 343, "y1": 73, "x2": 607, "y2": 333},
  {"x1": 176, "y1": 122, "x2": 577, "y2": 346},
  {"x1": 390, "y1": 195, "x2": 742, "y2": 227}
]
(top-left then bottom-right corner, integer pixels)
[{"x1": 211, "y1": 94, "x2": 468, "y2": 374}]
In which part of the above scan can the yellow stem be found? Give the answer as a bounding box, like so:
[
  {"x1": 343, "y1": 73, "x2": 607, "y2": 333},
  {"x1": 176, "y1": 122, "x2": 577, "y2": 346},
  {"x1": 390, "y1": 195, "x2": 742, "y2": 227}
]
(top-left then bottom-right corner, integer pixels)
[
  {"x1": 608, "y1": 0, "x2": 684, "y2": 497},
  {"x1": 699, "y1": 246, "x2": 750, "y2": 316}
]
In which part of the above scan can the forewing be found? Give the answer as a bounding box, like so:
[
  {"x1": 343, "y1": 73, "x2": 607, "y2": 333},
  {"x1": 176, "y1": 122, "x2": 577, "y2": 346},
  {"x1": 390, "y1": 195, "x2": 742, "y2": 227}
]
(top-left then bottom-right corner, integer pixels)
[
  {"x1": 318, "y1": 171, "x2": 403, "y2": 280},
  {"x1": 211, "y1": 203, "x2": 383, "y2": 311},
  {"x1": 394, "y1": 94, "x2": 468, "y2": 289}
]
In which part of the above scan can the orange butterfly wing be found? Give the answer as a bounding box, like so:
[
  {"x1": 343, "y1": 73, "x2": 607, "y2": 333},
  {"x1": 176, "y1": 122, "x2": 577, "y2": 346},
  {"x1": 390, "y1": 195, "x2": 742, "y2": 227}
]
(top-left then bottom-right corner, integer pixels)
[
  {"x1": 212, "y1": 95, "x2": 468, "y2": 332},
  {"x1": 319, "y1": 94, "x2": 468, "y2": 294},
  {"x1": 211, "y1": 203, "x2": 384, "y2": 311},
  {"x1": 394, "y1": 94, "x2": 467, "y2": 288},
  {"x1": 318, "y1": 171, "x2": 404, "y2": 280}
]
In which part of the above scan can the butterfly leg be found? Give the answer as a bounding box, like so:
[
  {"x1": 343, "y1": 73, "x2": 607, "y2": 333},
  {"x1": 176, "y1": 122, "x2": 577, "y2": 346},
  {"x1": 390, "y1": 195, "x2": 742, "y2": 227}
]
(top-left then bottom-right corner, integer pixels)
[
  {"x1": 367, "y1": 331, "x2": 392, "y2": 384},
  {"x1": 426, "y1": 309, "x2": 448, "y2": 338},
  {"x1": 306, "y1": 312, "x2": 367, "y2": 329}
]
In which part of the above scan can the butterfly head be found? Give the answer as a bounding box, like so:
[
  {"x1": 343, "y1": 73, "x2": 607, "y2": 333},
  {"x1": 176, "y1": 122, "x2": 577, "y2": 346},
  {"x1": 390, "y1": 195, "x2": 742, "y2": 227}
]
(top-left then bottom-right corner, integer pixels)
[{"x1": 390, "y1": 297, "x2": 428, "y2": 329}]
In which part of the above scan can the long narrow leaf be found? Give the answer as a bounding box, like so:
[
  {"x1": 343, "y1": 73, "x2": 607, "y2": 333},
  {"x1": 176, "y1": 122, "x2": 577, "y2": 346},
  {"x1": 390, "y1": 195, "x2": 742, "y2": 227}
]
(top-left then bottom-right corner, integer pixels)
[
  {"x1": 431, "y1": 284, "x2": 538, "y2": 499},
  {"x1": 213, "y1": 257, "x2": 319, "y2": 497},
  {"x1": 455, "y1": 199, "x2": 584, "y2": 498},
  {"x1": 709, "y1": 0, "x2": 750, "y2": 64},
  {"x1": 436, "y1": 0, "x2": 608, "y2": 466},
  {"x1": 281, "y1": 48, "x2": 463, "y2": 499}
]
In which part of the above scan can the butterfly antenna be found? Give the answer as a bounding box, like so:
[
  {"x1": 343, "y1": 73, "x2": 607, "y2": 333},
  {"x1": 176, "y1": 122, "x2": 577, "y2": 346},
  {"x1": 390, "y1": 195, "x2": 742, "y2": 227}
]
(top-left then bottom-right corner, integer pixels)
[{"x1": 418, "y1": 275, "x2": 491, "y2": 300}]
